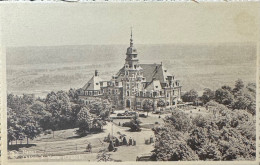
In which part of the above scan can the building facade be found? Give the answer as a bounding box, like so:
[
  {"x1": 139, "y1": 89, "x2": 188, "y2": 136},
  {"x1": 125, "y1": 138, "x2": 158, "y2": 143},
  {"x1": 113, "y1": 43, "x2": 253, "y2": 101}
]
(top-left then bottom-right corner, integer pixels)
[{"x1": 78, "y1": 31, "x2": 182, "y2": 110}]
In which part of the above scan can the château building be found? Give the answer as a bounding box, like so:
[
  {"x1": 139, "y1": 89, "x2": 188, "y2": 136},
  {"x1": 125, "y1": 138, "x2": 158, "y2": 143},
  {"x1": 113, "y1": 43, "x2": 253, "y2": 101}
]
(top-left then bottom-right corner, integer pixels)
[{"x1": 78, "y1": 31, "x2": 182, "y2": 110}]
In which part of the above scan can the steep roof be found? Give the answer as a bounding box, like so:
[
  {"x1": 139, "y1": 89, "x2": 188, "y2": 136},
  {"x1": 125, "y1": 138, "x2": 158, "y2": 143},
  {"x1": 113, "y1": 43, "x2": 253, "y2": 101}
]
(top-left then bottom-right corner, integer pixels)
[
  {"x1": 114, "y1": 67, "x2": 125, "y2": 82},
  {"x1": 82, "y1": 76, "x2": 103, "y2": 91},
  {"x1": 140, "y1": 64, "x2": 172, "y2": 83},
  {"x1": 113, "y1": 63, "x2": 173, "y2": 84},
  {"x1": 145, "y1": 79, "x2": 162, "y2": 91}
]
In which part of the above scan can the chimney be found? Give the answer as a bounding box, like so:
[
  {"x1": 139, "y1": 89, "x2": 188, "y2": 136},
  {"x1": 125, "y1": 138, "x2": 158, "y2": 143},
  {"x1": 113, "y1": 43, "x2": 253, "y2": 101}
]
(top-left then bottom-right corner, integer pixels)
[{"x1": 95, "y1": 70, "x2": 99, "y2": 77}]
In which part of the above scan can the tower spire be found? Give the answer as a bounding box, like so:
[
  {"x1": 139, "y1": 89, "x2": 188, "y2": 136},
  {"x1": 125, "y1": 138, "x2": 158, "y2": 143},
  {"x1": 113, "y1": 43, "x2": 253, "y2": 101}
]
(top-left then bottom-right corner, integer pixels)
[
  {"x1": 131, "y1": 27, "x2": 133, "y2": 39},
  {"x1": 130, "y1": 27, "x2": 133, "y2": 47}
]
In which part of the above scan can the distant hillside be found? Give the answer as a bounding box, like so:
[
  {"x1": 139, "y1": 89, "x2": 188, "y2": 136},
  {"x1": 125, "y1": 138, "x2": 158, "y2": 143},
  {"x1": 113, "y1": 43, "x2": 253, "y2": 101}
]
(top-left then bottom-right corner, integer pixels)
[
  {"x1": 6, "y1": 43, "x2": 256, "y2": 65},
  {"x1": 6, "y1": 43, "x2": 257, "y2": 96}
]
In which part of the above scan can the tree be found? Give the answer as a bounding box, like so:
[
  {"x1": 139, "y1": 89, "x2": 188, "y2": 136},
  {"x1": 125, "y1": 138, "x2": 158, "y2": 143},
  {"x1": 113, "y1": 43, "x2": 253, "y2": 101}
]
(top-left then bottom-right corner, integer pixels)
[
  {"x1": 68, "y1": 88, "x2": 78, "y2": 102},
  {"x1": 246, "y1": 83, "x2": 256, "y2": 94},
  {"x1": 76, "y1": 107, "x2": 93, "y2": 136},
  {"x1": 45, "y1": 91, "x2": 73, "y2": 130},
  {"x1": 143, "y1": 99, "x2": 153, "y2": 116},
  {"x1": 215, "y1": 88, "x2": 234, "y2": 106},
  {"x1": 152, "y1": 101, "x2": 256, "y2": 161},
  {"x1": 23, "y1": 123, "x2": 42, "y2": 144},
  {"x1": 157, "y1": 99, "x2": 165, "y2": 107},
  {"x1": 221, "y1": 85, "x2": 232, "y2": 92},
  {"x1": 231, "y1": 82, "x2": 256, "y2": 115},
  {"x1": 129, "y1": 115, "x2": 141, "y2": 132},
  {"x1": 164, "y1": 110, "x2": 191, "y2": 132},
  {"x1": 233, "y1": 79, "x2": 244, "y2": 94},
  {"x1": 7, "y1": 94, "x2": 42, "y2": 145},
  {"x1": 201, "y1": 88, "x2": 215, "y2": 104},
  {"x1": 181, "y1": 89, "x2": 198, "y2": 102}
]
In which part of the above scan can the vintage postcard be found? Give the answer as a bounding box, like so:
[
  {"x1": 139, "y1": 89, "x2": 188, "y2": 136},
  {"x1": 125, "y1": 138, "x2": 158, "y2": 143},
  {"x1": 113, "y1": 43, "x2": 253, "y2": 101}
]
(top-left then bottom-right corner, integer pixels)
[{"x1": 0, "y1": 2, "x2": 259, "y2": 165}]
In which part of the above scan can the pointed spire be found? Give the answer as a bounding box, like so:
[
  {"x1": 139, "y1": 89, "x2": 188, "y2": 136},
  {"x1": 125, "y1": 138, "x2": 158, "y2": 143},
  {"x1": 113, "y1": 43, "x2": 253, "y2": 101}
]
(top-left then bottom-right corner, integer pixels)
[
  {"x1": 131, "y1": 27, "x2": 133, "y2": 39},
  {"x1": 130, "y1": 27, "x2": 133, "y2": 47}
]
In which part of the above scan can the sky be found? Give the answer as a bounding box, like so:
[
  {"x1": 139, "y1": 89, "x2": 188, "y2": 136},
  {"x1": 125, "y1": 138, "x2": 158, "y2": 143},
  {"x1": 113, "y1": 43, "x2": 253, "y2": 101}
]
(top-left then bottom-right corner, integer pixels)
[{"x1": 0, "y1": 2, "x2": 259, "y2": 47}]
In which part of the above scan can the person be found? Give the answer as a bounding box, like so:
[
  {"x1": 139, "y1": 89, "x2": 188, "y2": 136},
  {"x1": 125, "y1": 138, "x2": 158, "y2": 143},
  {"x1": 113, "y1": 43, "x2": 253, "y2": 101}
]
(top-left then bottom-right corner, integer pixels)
[
  {"x1": 150, "y1": 136, "x2": 154, "y2": 143},
  {"x1": 122, "y1": 136, "x2": 127, "y2": 145},
  {"x1": 86, "y1": 143, "x2": 92, "y2": 152},
  {"x1": 129, "y1": 137, "x2": 133, "y2": 145},
  {"x1": 133, "y1": 140, "x2": 136, "y2": 146}
]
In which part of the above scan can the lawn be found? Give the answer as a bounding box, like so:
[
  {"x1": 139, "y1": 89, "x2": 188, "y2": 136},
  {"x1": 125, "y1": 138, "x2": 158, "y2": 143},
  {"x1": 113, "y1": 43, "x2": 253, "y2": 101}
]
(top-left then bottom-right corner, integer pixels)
[
  {"x1": 8, "y1": 107, "x2": 212, "y2": 161},
  {"x1": 8, "y1": 121, "x2": 155, "y2": 161}
]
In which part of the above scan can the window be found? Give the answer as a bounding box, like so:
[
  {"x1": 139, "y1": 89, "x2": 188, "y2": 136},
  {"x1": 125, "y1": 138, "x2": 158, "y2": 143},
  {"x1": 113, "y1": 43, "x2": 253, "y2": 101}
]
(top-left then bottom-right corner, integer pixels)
[
  {"x1": 127, "y1": 91, "x2": 130, "y2": 96},
  {"x1": 155, "y1": 86, "x2": 158, "y2": 88},
  {"x1": 164, "y1": 70, "x2": 167, "y2": 72},
  {"x1": 96, "y1": 83, "x2": 99, "y2": 85},
  {"x1": 134, "y1": 65, "x2": 137, "y2": 69}
]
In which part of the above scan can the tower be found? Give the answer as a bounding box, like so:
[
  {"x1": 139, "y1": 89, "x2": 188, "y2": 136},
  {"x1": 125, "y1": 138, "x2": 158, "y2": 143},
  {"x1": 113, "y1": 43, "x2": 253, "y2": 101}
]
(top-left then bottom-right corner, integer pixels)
[
  {"x1": 122, "y1": 28, "x2": 144, "y2": 109},
  {"x1": 125, "y1": 27, "x2": 139, "y2": 70}
]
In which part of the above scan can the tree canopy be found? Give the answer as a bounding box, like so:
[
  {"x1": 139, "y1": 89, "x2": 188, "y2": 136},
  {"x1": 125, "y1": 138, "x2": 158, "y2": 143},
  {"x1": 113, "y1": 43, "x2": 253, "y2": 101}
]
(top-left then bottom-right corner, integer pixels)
[{"x1": 152, "y1": 103, "x2": 256, "y2": 161}]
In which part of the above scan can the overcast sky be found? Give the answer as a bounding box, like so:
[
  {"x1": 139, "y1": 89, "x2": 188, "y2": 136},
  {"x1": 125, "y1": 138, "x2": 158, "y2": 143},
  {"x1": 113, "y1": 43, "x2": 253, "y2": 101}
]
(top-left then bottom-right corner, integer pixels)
[{"x1": 0, "y1": 2, "x2": 259, "y2": 47}]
